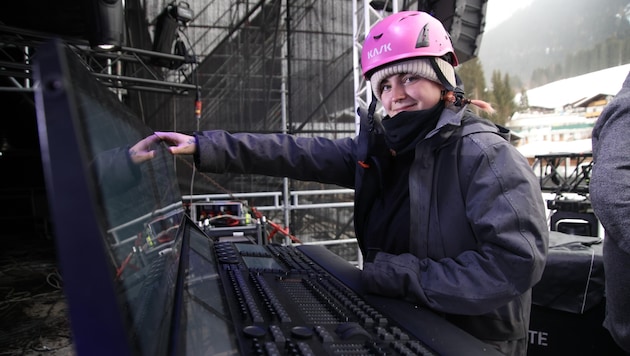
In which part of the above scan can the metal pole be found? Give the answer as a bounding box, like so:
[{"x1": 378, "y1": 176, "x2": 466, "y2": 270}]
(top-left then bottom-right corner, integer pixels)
[{"x1": 281, "y1": 0, "x2": 291, "y2": 245}]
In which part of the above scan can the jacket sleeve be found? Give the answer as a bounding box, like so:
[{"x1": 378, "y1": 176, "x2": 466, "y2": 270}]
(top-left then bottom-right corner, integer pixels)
[
  {"x1": 193, "y1": 130, "x2": 357, "y2": 188},
  {"x1": 362, "y1": 134, "x2": 549, "y2": 315},
  {"x1": 589, "y1": 72, "x2": 630, "y2": 352},
  {"x1": 591, "y1": 73, "x2": 630, "y2": 253}
]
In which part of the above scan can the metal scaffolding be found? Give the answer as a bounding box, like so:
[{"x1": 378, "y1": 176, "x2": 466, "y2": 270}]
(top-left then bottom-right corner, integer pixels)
[{"x1": 0, "y1": 0, "x2": 486, "y2": 262}]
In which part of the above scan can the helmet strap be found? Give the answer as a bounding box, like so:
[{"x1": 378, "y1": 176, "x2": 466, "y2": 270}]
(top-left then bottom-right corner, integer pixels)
[
  {"x1": 429, "y1": 58, "x2": 466, "y2": 107},
  {"x1": 357, "y1": 94, "x2": 380, "y2": 169},
  {"x1": 367, "y1": 95, "x2": 378, "y2": 132}
]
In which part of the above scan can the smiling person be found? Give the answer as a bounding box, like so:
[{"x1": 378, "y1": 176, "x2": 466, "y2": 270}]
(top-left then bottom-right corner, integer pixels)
[{"x1": 155, "y1": 11, "x2": 548, "y2": 356}]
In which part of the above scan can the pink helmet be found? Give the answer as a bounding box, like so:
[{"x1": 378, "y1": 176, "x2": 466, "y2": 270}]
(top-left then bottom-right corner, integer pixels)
[{"x1": 361, "y1": 11, "x2": 458, "y2": 79}]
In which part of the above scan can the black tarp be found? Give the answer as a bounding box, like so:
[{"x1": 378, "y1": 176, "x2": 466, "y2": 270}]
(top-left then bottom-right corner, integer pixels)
[{"x1": 532, "y1": 231, "x2": 605, "y2": 314}]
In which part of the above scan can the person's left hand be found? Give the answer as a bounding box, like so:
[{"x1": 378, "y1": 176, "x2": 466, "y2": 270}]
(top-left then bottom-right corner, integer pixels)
[{"x1": 154, "y1": 132, "x2": 197, "y2": 156}]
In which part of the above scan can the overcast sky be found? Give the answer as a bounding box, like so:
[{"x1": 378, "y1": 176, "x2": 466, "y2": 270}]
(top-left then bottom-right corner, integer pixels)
[{"x1": 484, "y1": 0, "x2": 534, "y2": 30}]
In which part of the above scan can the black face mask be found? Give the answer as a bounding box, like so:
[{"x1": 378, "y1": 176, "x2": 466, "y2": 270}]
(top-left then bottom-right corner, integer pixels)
[{"x1": 381, "y1": 101, "x2": 444, "y2": 155}]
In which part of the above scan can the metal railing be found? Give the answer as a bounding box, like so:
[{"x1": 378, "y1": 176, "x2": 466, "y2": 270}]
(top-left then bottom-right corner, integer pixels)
[
  {"x1": 182, "y1": 188, "x2": 362, "y2": 266},
  {"x1": 182, "y1": 188, "x2": 354, "y2": 211}
]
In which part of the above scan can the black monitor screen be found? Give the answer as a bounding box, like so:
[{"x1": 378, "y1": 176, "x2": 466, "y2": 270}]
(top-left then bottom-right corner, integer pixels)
[{"x1": 33, "y1": 39, "x2": 193, "y2": 356}]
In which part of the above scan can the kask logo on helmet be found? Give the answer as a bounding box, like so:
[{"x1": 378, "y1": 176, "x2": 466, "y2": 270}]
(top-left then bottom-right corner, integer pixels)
[{"x1": 367, "y1": 43, "x2": 392, "y2": 59}]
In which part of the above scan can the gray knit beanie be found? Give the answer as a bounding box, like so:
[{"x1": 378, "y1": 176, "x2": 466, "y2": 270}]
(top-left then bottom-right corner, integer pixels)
[{"x1": 369, "y1": 57, "x2": 456, "y2": 101}]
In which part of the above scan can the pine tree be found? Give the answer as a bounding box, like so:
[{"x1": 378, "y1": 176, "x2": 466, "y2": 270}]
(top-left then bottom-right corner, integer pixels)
[
  {"x1": 457, "y1": 58, "x2": 490, "y2": 118},
  {"x1": 490, "y1": 70, "x2": 516, "y2": 126}
]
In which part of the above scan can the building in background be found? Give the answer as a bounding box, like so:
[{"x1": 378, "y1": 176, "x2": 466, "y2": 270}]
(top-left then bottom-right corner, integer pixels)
[{"x1": 507, "y1": 64, "x2": 630, "y2": 159}]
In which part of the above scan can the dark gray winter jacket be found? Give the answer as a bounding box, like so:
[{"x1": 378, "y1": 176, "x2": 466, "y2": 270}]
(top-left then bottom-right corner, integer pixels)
[{"x1": 590, "y1": 71, "x2": 630, "y2": 353}]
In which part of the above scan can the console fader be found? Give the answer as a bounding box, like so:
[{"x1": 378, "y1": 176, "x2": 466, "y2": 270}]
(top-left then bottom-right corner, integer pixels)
[{"x1": 214, "y1": 242, "x2": 499, "y2": 356}]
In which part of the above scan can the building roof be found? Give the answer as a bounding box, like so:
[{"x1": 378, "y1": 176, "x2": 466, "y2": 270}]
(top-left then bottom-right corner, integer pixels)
[
  {"x1": 573, "y1": 94, "x2": 612, "y2": 108},
  {"x1": 510, "y1": 64, "x2": 630, "y2": 158},
  {"x1": 517, "y1": 64, "x2": 630, "y2": 109}
]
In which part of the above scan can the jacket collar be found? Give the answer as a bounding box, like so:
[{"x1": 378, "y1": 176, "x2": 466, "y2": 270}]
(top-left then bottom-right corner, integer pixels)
[{"x1": 425, "y1": 103, "x2": 467, "y2": 139}]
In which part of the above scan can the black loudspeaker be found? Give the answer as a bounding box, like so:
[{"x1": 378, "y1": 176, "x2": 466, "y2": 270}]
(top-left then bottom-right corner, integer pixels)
[
  {"x1": 419, "y1": 0, "x2": 488, "y2": 64},
  {"x1": 151, "y1": 3, "x2": 191, "y2": 68},
  {"x1": 152, "y1": 8, "x2": 179, "y2": 54},
  {"x1": 87, "y1": 0, "x2": 125, "y2": 50}
]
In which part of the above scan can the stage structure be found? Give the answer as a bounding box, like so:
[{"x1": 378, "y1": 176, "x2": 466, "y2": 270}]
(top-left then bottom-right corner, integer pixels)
[
  {"x1": 534, "y1": 152, "x2": 599, "y2": 237},
  {"x1": 0, "y1": 0, "x2": 489, "y2": 263}
]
